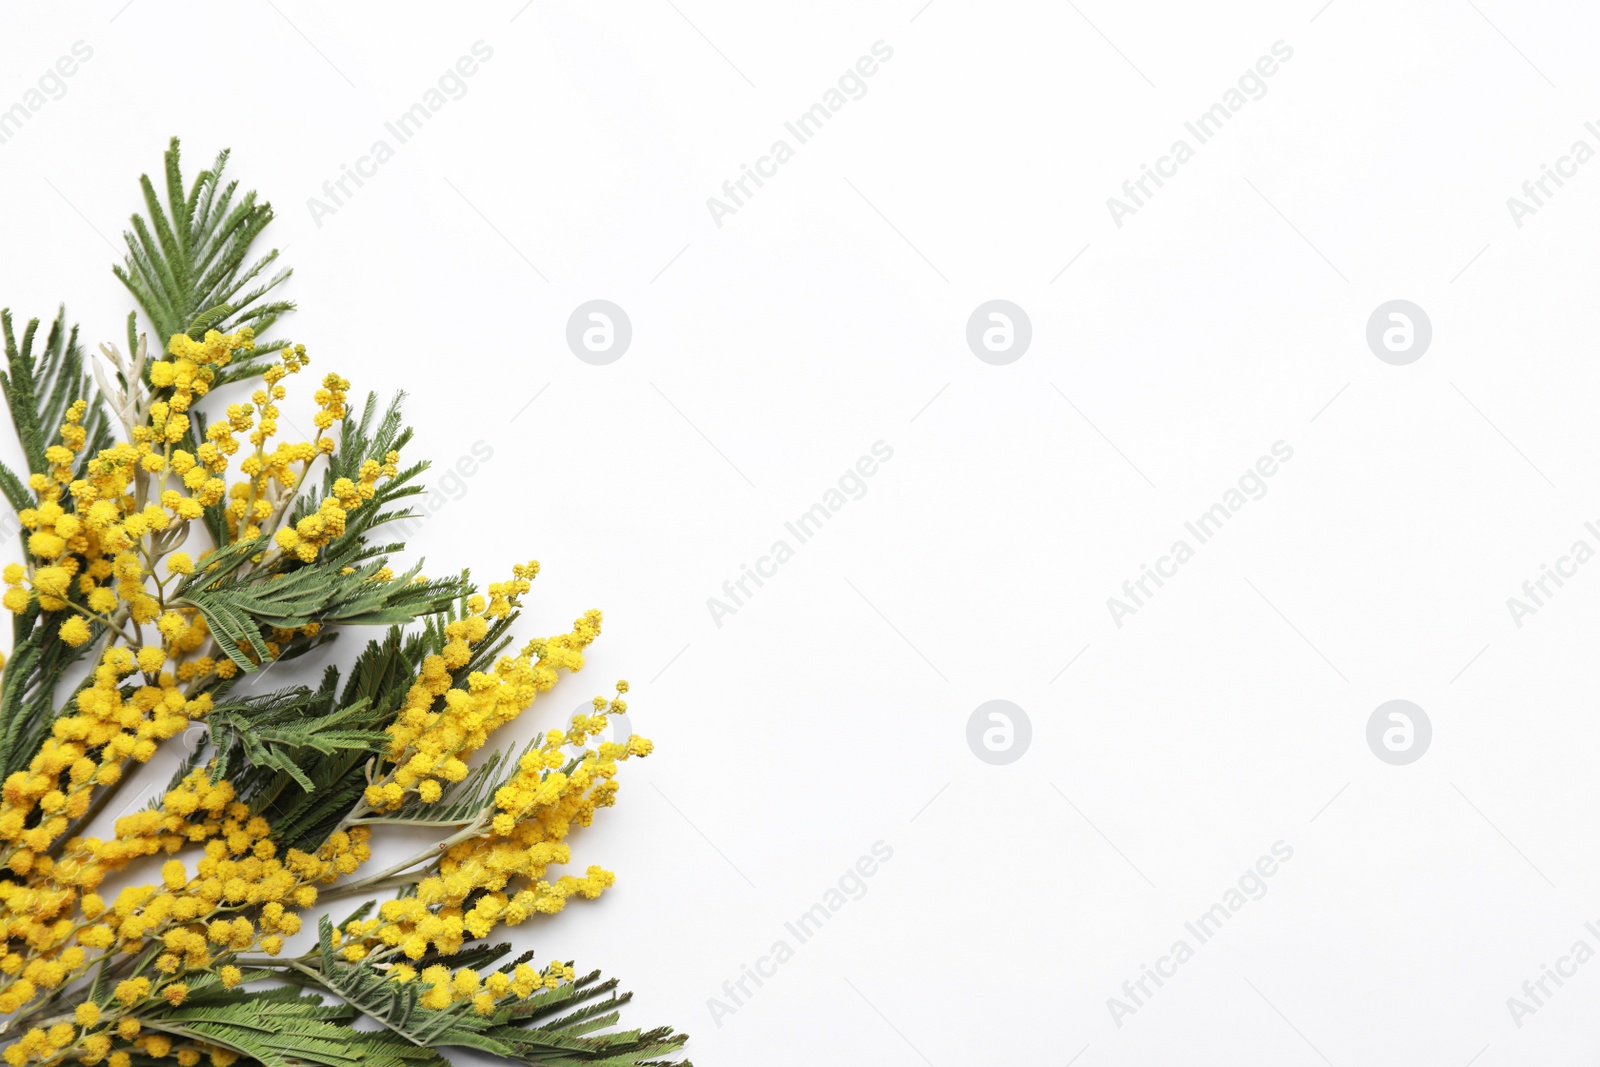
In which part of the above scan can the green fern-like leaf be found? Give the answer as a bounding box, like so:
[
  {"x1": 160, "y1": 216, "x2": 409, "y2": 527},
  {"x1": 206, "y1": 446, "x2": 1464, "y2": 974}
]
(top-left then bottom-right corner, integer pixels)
[
  {"x1": 0, "y1": 306, "x2": 114, "y2": 489},
  {"x1": 301, "y1": 920, "x2": 691, "y2": 1067},
  {"x1": 147, "y1": 987, "x2": 447, "y2": 1067},
  {"x1": 114, "y1": 136, "x2": 294, "y2": 381},
  {"x1": 239, "y1": 627, "x2": 440, "y2": 850},
  {"x1": 174, "y1": 540, "x2": 465, "y2": 672},
  {"x1": 207, "y1": 687, "x2": 387, "y2": 792},
  {"x1": 292, "y1": 391, "x2": 433, "y2": 566}
]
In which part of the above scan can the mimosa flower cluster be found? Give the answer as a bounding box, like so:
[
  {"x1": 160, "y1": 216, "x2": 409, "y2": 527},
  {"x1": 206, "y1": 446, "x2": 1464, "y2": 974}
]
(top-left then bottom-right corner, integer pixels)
[{"x1": 0, "y1": 139, "x2": 686, "y2": 1067}]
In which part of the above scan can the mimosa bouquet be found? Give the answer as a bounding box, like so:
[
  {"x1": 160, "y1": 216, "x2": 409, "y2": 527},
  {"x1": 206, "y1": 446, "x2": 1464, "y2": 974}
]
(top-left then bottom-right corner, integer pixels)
[{"x1": 0, "y1": 139, "x2": 687, "y2": 1067}]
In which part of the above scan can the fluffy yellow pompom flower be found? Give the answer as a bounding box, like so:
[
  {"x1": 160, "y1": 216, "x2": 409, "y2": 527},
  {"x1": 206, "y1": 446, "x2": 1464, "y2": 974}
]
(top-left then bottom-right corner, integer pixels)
[{"x1": 58, "y1": 616, "x2": 91, "y2": 647}]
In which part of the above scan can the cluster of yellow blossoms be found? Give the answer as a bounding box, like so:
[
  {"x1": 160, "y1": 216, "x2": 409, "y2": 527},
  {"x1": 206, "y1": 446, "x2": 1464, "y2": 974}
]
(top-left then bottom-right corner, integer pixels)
[
  {"x1": 335, "y1": 691, "x2": 648, "y2": 971},
  {"x1": 0, "y1": 324, "x2": 654, "y2": 1067},
  {"x1": 365, "y1": 564, "x2": 594, "y2": 810},
  {"x1": 0, "y1": 644, "x2": 215, "y2": 882},
  {"x1": 378, "y1": 958, "x2": 576, "y2": 1014},
  {"x1": 334, "y1": 569, "x2": 654, "y2": 990}
]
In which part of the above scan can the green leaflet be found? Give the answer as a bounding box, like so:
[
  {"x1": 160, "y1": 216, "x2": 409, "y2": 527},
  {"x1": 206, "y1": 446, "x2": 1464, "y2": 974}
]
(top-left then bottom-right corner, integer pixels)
[
  {"x1": 239, "y1": 628, "x2": 440, "y2": 852},
  {"x1": 315, "y1": 917, "x2": 518, "y2": 1054},
  {"x1": 114, "y1": 136, "x2": 294, "y2": 380},
  {"x1": 174, "y1": 541, "x2": 464, "y2": 672},
  {"x1": 0, "y1": 306, "x2": 114, "y2": 490},
  {"x1": 147, "y1": 989, "x2": 446, "y2": 1067},
  {"x1": 207, "y1": 687, "x2": 387, "y2": 792},
  {"x1": 304, "y1": 920, "x2": 691, "y2": 1067},
  {"x1": 291, "y1": 392, "x2": 430, "y2": 555}
]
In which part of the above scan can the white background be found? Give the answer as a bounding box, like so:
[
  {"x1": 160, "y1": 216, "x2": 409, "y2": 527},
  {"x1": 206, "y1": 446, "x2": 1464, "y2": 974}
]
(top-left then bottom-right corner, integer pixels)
[{"x1": 2, "y1": 1, "x2": 1600, "y2": 1063}]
